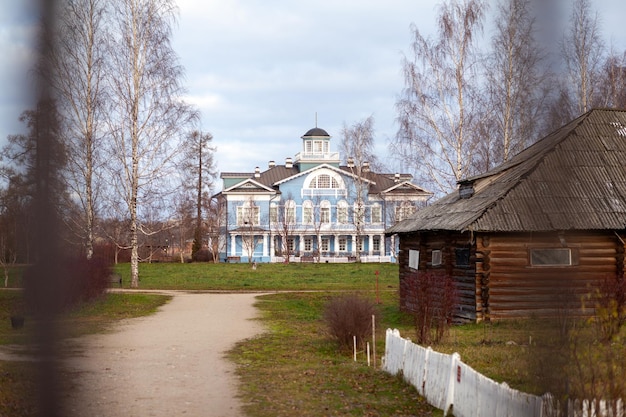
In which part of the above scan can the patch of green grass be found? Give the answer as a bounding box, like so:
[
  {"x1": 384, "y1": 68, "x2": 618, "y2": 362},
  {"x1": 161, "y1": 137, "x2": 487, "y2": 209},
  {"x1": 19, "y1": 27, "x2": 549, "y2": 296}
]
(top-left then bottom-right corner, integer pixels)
[
  {"x1": 0, "y1": 290, "x2": 171, "y2": 344},
  {"x1": 113, "y1": 262, "x2": 399, "y2": 291},
  {"x1": 61, "y1": 292, "x2": 171, "y2": 338},
  {"x1": 229, "y1": 291, "x2": 439, "y2": 417},
  {"x1": 0, "y1": 360, "x2": 37, "y2": 417}
]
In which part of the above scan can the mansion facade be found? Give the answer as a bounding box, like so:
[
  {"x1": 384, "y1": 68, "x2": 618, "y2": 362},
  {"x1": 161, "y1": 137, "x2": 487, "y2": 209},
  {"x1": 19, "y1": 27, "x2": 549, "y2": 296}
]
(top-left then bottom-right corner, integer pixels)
[{"x1": 216, "y1": 127, "x2": 432, "y2": 263}]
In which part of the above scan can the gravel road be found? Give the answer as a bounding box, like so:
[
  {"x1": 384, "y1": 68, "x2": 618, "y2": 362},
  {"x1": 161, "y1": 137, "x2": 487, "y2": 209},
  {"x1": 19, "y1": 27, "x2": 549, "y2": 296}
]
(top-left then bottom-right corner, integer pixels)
[{"x1": 62, "y1": 292, "x2": 264, "y2": 417}]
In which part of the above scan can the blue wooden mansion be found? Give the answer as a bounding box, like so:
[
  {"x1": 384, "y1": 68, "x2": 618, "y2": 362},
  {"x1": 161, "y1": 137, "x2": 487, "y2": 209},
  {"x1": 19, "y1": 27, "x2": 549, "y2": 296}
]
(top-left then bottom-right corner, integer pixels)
[{"x1": 216, "y1": 127, "x2": 432, "y2": 263}]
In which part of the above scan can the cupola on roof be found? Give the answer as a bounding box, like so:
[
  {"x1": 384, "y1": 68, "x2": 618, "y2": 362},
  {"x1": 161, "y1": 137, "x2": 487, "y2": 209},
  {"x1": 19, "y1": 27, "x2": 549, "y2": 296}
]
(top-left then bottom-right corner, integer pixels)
[{"x1": 302, "y1": 127, "x2": 330, "y2": 138}]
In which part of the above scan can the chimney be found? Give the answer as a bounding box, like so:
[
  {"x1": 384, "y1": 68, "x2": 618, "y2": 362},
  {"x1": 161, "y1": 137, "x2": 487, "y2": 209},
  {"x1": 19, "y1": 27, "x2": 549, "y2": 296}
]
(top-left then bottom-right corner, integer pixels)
[
  {"x1": 254, "y1": 167, "x2": 260, "y2": 178},
  {"x1": 347, "y1": 157, "x2": 354, "y2": 168},
  {"x1": 458, "y1": 180, "x2": 474, "y2": 199},
  {"x1": 394, "y1": 173, "x2": 400, "y2": 183},
  {"x1": 285, "y1": 157, "x2": 293, "y2": 169},
  {"x1": 268, "y1": 160, "x2": 275, "y2": 168}
]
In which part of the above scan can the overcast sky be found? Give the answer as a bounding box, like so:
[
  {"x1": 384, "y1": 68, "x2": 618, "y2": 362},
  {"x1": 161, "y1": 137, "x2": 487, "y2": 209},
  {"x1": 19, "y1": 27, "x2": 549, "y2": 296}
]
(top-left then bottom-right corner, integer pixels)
[{"x1": 2, "y1": 0, "x2": 626, "y2": 181}]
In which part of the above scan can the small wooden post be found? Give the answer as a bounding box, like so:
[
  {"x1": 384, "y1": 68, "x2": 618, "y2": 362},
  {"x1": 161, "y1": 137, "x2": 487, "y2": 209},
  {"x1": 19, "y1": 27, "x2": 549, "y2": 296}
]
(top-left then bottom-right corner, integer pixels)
[{"x1": 372, "y1": 314, "x2": 376, "y2": 367}]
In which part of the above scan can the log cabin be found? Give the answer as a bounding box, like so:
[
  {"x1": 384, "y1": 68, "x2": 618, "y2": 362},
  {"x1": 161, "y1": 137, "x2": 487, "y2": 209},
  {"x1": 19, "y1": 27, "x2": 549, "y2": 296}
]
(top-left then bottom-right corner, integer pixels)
[{"x1": 386, "y1": 109, "x2": 626, "y2": 322}]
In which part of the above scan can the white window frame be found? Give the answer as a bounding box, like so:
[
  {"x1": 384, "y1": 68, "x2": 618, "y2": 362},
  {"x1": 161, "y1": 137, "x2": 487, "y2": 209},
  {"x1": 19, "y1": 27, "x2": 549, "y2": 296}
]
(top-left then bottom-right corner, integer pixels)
[
  {"x1": 302, "y1": 200, "x2": 313, "y2": 224},
  {"x1": 373, "y1": 236, "x2": 381, "y2": 252},
  {"x1": 409, "y1": 249, "x2": 419, "y2": 270},
  {"x1": 337, "y1": 201, "x2": 348, "y2": 224},
  {"x1": 269, "y1": 203, "x2": 278, "y2": 224},
  {"x1": 396, "y1": 201, "x2": 416, "y2": 222},
  {"x1": 371, "y1": 204, "x2": 382, "y2": 224},
  {"x1": 431, "y1": 249, "x2": 442, "y2": 266},
  {"x1": 321, "y1": 238, "x2": 330, "y2": 252},
  {"x1": 304, "y1": 237, "x2": 313, "y2": 252},
  {"x1": 285, "y1": 200, "x2": 296, "y2": 224},
  {"x1": 237, "y1": 204, "x2": 260, "y2": 226},
  {"x1": 530, "y1": 248, "x2": 573, "y2": 266},
  {"x1": 338, "y1": 238, "x2": 347, "y2": 252},
  {"x1": 320, "y1": 200, "x2": 331, "y2": 223}
]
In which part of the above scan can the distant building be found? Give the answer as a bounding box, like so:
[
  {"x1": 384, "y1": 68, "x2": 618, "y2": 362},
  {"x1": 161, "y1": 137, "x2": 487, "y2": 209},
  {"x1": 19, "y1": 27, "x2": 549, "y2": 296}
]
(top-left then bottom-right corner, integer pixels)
[{"x1": 216, "y1": 127, "x2": 432, "y2": 263}]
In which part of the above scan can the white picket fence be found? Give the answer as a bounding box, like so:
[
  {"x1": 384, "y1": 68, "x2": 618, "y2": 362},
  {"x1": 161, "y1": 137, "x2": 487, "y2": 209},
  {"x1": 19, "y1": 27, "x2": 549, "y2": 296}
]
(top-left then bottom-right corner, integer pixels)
[{"x1": 382, "y1": 328, "x2": 625, "y2": 417}]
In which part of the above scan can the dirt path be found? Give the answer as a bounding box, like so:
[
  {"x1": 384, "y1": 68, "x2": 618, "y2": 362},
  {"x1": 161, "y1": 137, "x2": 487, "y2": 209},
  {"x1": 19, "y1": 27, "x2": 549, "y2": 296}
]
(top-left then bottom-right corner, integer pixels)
[{"x1": 62, "y1": 292, "x2": 264, "y2": 417}]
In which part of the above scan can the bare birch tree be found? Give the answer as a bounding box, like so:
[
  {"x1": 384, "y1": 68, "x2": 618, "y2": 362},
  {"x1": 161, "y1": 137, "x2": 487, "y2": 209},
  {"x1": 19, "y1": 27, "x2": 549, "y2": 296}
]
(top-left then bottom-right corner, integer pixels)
[
  {"x1": 597, "y1": 48, "x2": 626, "y2": 109},
  {"x1": 479, "y1": 0, "x2": 548, "y2": 170},
  {"x1": 393, "y1": 0, "x2": 487, "y2": 195},
  {"x1": 561, "y1": 0, "x2": 605, "y2": 115},
  {"x1": 237, "y1": 197, "x2": 262, "y2": 263},
  {"x1": 272, "y1": 196, "x2": 297, "y2": 264},
  {"x1": 340, "y1": 116, "x2": 377, "y2": 262},
  {"x1": 49, "y1": 0, "x2": 108, "y2": 259},
  {"x1": 106, "y1": 0, "x2": 196, "y2": 287}
]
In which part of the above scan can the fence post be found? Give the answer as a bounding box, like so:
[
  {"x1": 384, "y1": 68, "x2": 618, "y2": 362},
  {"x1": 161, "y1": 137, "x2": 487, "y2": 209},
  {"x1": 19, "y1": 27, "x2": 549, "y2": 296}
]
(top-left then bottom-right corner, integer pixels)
[{"x1": 444, "y1": 352, "x2": 461, "y2": 416}]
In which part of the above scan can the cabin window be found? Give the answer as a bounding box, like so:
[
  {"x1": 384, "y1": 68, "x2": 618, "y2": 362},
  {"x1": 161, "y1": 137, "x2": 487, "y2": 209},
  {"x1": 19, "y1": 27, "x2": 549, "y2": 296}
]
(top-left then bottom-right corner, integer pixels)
[
  {"x1": 321, "y1": 238, "x2": 330, "y2": 252},
  {"x1": 529, "y1": 248, "x2": 572, "y2": 266},
  {"x1": 431, "y1": 250, "x2": 442, "y2": 266},
  {"x1": 304, "y1": 238, "x2": 313, "y2": 252},
  {"x1": 338, "y1": 238, "x2": 347, "y2": 252},
  {"x1": 409, "y1": 250, "x2": 419, "y2": 270},
  {"x1": 455, "y1": 248, "x2": 470, "y2": 266}
]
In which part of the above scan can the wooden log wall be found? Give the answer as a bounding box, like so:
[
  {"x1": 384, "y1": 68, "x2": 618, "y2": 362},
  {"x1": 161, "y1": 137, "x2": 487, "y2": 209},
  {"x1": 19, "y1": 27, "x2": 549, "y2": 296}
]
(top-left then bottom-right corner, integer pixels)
[
  {"x1": 476, "y1": 231, "x2": 623, "y2": 321},
  {"x1": 398, "y1": 230, "x2": 625, "y2": 323},
  {"x1": 398, "y1": 231, "x2": 477, "y2": 322}
]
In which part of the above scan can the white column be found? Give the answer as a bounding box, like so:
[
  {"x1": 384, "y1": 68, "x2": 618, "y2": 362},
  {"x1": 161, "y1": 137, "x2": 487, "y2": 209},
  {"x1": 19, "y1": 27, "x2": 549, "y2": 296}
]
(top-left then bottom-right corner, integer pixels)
[
  {"x1": 380, "y1": 234, "x2": 385, "y2": 255},
  {"x1": 299, "y1": 233, "x2": 305, "y2": 254},
  {"x1": 270, "y1": 234, "x2": 274, "y2": 260},
  {"x1": 351, "y1": 234, "x2": 356, "y2": 256},
  {"x1": 263, "y1": 233, "x2": 269, "y2": 257},
  {"x1": 230, "y1": 234, "x2": 237, "y2": 256},
  {"x1": 368, "y1": 234, "x2": 373, "y2": 256}
]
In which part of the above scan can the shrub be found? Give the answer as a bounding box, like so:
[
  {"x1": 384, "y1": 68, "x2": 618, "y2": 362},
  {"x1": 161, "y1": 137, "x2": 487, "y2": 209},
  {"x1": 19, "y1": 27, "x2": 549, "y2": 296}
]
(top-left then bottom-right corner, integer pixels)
[
  {"x1": 411, "y1": 271, "x2": 458, "y2": 345},
  {"x1": 24, "y1": 255, "x2": 112, "y2": 314},
  {"x1": 323, "y1": 293, "x2": 377, "y2": 352},
  {"x1": 64, "y1": 256, "x2": 112, "y2": 306}
]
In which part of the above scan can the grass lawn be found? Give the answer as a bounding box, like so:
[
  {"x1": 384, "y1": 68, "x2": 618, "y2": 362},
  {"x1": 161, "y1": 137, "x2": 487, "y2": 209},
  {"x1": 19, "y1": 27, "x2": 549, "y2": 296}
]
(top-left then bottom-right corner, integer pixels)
[
  {"x1": 229, "y1": 290, "x2": 438, "y2": 417},
  {"x1": 3, "y1": 261, "x2": 613, "y2": 415},
  {"x1": 111, "y1": 261, "x2": 399, "y2": 291}
]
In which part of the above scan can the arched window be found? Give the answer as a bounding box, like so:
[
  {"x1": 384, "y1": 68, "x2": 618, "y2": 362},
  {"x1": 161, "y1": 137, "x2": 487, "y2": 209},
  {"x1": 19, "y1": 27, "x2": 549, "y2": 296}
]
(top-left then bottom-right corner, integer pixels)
[
  {"x1": 302, "y1": 200, "x2": 313, "y2": 224},
  {"x1": 308, "y1": 174, "x2": 339, "y2": 189},
  {"x1": 337, "y1": 200, "x2": 349, "y2": 224},
  {"x1": 285, "y1": 200, "x2": 296, "y2": 224},
  {"x1": 320, "y1": 200, "x2": 331, "y2": 224}
]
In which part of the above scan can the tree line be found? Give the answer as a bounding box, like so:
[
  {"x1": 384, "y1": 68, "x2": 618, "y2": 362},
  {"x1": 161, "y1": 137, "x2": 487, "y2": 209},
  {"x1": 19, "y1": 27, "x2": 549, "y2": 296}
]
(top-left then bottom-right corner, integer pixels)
[
  {"x1": 391, "y1": 0, "x2": 626, "y2": 196},
  {"x1": 2, "y1": 0, "x2": 624, "y2": 287},
  {"x1": 0, "y1": 0, "x2": 216, "y2": 288}
]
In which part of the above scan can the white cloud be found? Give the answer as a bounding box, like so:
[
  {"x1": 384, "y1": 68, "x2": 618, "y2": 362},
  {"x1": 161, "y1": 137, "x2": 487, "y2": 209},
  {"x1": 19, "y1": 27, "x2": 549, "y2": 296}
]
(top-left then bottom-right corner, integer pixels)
[{"x1": 4, "y1": 0, "x2": 626, "y2": 190}]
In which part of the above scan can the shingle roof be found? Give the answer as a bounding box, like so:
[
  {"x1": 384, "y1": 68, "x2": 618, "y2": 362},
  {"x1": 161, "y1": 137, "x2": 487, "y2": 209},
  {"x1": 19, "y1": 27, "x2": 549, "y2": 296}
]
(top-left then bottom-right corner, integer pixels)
[
  {"x1": 386, "y1": 108, "x2": 626, "y2": 234},
  {"x1": 222, "y1": 163, "x2": 431, "y2": 198}
]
